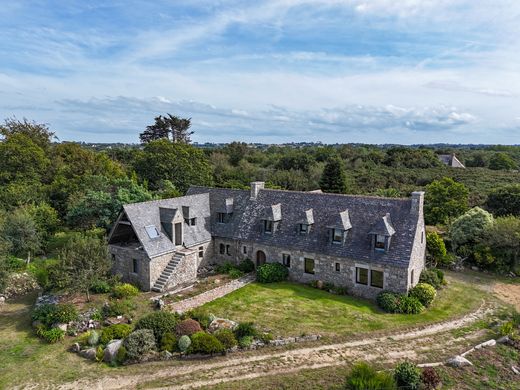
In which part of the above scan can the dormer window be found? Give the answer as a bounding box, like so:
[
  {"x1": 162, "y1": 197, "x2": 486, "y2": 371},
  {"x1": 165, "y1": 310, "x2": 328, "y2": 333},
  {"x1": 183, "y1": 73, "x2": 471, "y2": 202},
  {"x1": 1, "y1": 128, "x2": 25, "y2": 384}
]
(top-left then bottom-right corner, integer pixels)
[
  {"x1": 184, "y1": 217, "x2": 196, "y2": 226},
  {"x1": 332, "y1": 228, "x2": 344, "y2": 244},
  {"x1": 264, "y1": 220, "x2": 273, "y2": 234},
  {"x1": 299, "y1": 224, "x2": 309, "y2": 234},
  {"x1": 217, "y1": 212, "x2": 226, "y2": 223},
  {"x1": 375, "y1": 235, "x2": 386, "y2": 251},
  {"x1": 369, "y1": 213, "x2": 395, "y2": 253}
]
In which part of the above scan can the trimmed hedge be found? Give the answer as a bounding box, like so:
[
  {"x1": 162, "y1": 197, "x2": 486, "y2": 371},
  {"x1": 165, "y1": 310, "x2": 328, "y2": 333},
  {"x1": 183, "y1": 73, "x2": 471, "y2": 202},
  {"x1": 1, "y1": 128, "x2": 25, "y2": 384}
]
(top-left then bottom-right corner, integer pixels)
[
  {"x1": 134, "y1": 311, "x2": 179, "y2": 343},
  {"x1": 188, "y1": 332, "x2": 224, "y2": 355},
  {"x1": 256, "y1": 263, "x2": 289, "y2": 283},
  {"x1": 409, "y1": 283, "x2": 436, "y2": 307}
]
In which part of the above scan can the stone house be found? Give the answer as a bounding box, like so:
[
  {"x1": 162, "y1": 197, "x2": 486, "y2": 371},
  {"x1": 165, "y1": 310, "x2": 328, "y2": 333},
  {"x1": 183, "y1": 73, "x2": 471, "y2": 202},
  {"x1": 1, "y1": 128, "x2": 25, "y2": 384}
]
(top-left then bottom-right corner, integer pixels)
[
  {"x1": 108, "y1": 182, "x2": 426, "y2": 299},
  {"x1": 438, "y1": 153, "x2": 465, "y2": 168}
]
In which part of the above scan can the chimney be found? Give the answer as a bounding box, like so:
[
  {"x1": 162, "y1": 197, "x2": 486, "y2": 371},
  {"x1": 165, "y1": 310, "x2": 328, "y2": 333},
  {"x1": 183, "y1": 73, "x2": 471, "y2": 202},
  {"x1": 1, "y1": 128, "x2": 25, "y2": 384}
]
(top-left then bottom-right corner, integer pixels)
[
  {"x1": 410, "y1": 191, "x2": 425, "y2": 215},
  {"x1": 250, "y1": 181, "x2": 265, "y2": 200}
]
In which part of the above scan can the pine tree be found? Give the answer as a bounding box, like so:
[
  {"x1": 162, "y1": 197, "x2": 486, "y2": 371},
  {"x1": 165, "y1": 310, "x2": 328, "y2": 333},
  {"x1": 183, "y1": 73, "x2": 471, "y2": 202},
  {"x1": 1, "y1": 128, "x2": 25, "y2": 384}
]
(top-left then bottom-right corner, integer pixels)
[
  {"x1": 139, "y1": 114, "x2": 194, "y2": 144},
  {"x1": 319, "y1": 156, "x2": 348, "y2": 193}
]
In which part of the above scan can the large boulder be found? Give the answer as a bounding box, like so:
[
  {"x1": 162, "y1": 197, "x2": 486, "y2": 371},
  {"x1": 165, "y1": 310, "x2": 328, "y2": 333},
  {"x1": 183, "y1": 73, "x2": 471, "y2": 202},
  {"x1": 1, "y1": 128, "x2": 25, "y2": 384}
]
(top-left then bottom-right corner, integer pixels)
[
  {"x1": 103, "y1": 339, "x2": 123, "y2": 363},
  {"x1": 79, "y1": 348, "x2": 97, "y2": 361},
  {"x1": 208, "y1": 318, "x2": 238, "y2": 333},
  {"x1": 447, "y1": 355, "x2": 473, "y2": 368}
]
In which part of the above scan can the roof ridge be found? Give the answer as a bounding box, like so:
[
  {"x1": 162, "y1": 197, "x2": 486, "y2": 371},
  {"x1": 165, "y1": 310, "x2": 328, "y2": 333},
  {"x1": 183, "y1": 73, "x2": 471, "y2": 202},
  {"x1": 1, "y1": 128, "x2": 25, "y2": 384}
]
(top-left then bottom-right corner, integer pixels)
[
  {"x1": 123, "y1": 192, "x2": 208, "y2": 209},
  {"x1": 258, "y1": 188, "x2": 411, "y2": 202}
]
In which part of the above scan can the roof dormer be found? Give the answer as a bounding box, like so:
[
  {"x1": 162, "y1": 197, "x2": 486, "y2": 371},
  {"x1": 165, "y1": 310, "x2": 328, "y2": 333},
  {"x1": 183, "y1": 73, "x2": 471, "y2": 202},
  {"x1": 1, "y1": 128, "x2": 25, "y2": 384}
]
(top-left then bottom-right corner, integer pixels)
[
  {"x1": 262, "y1": 203, "x2": 282, "y2": 234},
  {"x1": 369, "y1": 213, "x2": 395, "y2": 252},
  {"x1": 326, "y1": 210, "x2": 352, "y2": 244},
  {"x1": 297, "y1": 209, "x2": 314, "y2": 234}
]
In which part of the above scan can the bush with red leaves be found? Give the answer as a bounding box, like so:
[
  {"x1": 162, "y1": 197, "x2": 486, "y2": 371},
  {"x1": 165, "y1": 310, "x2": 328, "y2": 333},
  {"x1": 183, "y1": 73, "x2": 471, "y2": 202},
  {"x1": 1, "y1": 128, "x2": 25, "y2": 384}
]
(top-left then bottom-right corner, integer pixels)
[
  {"x1": 175, "y1": 318, "x2": 203, "y2": 336},
  {"x1": 421, "y1": 367, "x2": 441, "y2": 390}
]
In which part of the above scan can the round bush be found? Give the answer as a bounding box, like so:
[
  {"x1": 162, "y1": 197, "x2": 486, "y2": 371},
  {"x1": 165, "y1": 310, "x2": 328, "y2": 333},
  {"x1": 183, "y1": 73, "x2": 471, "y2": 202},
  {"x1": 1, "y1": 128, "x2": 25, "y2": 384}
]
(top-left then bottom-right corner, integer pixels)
[
  {"x1": 419, "y1": 269, "x2": 445, "y2": 290},
  {"x1": 398, "y1": 296, "x2": 424, "y2": 314},
  {"x1": 189, "y1": 332, "x2": 224, "y2": 355},
  {"x1": 112, "y1": 283, "x2": 139, "y2": 299},
  {"x1": 394, "y1": 362, "x2": 421, "y2": 390},
  {"x1": 185, "y1": 309, "x2": 211, "y2": 330},
  {"x1": 421, "y1": 367, "x2": 441, "y2": 390},
  {"x1": 100, "y1": 324, "x2": 133, "y2": 345},
  {"x1": 409, "y1": 283, "x2": 436, "y2": 307},
  {"x1": 377, "y1": 291, "x2": 401, "y2": 313},
  {"x1": 88, "y1": 330, "x2": 99, "y2": 346},
  {"x1": 238, "y1": 336, "x2": 253, "y2": 349},
  {"x1": 178, "y1": 335, "x2": 191, "y2": 353},
  {"x1": 234, "y1": 322, "x2": 257, "y2": 339},
  {"x1": 214, "y1": 328, "x2": 238, "y2": 350},
  {"x1": 237, "y1": 259, "x2": 255, "y2": 273},
  {"x1": 256, "y1": 263, "x2": 289, "y2": 283},
  {"x1": 134, "y1": 311, "x2": 179, "y2": 342},
  {"x1": 160, "y1": 332, "x2": 177, "y2": 352},
  {"x1": 175, "y1": 318, "x2": 202, "y2": 337},
  {"x1": 123, "y1": 329, "x2": 156, "y2": 361}
]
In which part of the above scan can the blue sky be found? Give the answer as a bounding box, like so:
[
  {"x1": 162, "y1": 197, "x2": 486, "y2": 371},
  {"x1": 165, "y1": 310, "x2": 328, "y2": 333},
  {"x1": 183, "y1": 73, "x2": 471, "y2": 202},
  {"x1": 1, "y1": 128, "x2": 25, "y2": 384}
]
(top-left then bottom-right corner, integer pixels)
[{"x1": 0, "y1": 1, "x2": 519, "y2": 144}]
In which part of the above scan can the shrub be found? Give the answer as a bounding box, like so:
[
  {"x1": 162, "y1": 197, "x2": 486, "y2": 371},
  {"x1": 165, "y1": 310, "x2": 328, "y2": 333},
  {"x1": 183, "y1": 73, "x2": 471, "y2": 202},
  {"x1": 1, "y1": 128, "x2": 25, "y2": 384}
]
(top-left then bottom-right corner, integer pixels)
[
  {"x1": 228, "y1": 268, "x2": 244, "y2": 279},
  {"x1": 216, "y1": 261, "x2": 235, "y2": 274},
  {"x1": 409, "y1": 283, "x2": 437, "y2": 307},
  {"x1": 256, "y1": 263, "x2": 289, "y2": 283},
  {"x1": 123, "y1": 329, "x2": 156, "y2": 361},
  {"x1": 102, "y1": 299, "x2": 135, "y2": 318},
  {"x1": 345, "y1": 361, "x2": 397, "y2": 390},
  {"x1": 78, "y1": 330, "x2": 93, "y2": 347},
  {"x1": 112, "y1": 283, "x2": 139, "y2": 299},
  {"x1": 100, "y1": 324, "x2": 133, "y2": 345},
  {"x1": 178, "y1": 335, "x2": 191, "y2": 353},
  {"x1": 499, "y1": 321, "x2": 514, "y2": 337},
  {"x1": 32, "y1": 303, "x2": 78, "y2": 326},
  {"x1": 398, "y1": 296, "x2": 424, "y2": 314},
  {"x1": 175, "y1": 318, "x2": 202, "y2": 337},
  {"x1": 394, "y1": 362, "x2": 421, "y2": 390},
  {"x1": 234, "y1": 322, "x2": 257, "y2": 339},
  {"x1": 259, "y1": 332, "x2": 274, "y2": 344},
  {"x1": 214, "y1": 329, "x2": 238, "y2": 350},
  {"x1": 134, "y1": 311, "x2": 179, "y2": 342},
  {"x1": 116, "y1": 345, "x2": 127, "y2": 364},
  {"x1": 40, "y1": 328, "x2": 65, "y2": 343},
  {"x1": 237, "y1": 259, "x2": 255, "y2": 273},
  {"x1": 189, "y1": 332, "x2": 224, "y2": 355},
  {"x1": 160, "y1": 332, "x2": 177, "y2": 352},
  {"x1": 95, "y1": 345, "x2": 104, "y2": 362},
  {"x1": 90, "y1": 279, "x2": 111, "y2": 294},
  {"x1": 421, "y1": 367, "x2": 441, "y2": 390},
  {"x1": 332, "y1": 286, "x2": 348, "y2": 295},
  {"x1": 238, "y1": 336, "x2": 253, "y2": 349},
  {"x1": 185, "y1": 309, "x2": 211, "y2": 330},
  {"x1": 377, "y1": 291, "x2": 401, "y2": 313},
  {"x1": 419, "y1": 269, "x2": 444, "y2": 290},
  {"x1": 88, "y1": 330, "x2": 100, "y2": 346}
]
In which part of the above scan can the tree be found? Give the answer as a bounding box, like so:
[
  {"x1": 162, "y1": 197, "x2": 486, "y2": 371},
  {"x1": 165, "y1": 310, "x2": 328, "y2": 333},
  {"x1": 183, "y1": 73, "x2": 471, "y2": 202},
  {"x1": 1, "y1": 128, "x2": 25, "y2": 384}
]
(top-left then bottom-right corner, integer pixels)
[
  {"x1": 58, "y1": 234, "x2": 111, "y2": 301},
  {"x1": 489, "y1": 153, "x2": 517, "y2": 170},
  {"x1": 484, "y1": 216, "x2": 520, "y2": 272},
  {"x1": 0, "y1": 237, "x2": 11, "y2": 293},
  {"x1": 424, "y1": 177, "x2": 469, "y2": 225},
  {"x1": 139, "y1": 114, "x2": 194, "y2": 144},
  {"x1": 0, "y1": 117, "x2": 55, "y2": 149},
  {"x1": 450, "y1": 207, "x2": 494, "y2": 252},
  {"x1": 319, "y1": 156, "x2": 348, "y2": 193},
  {"x1": 426, "y1": 231, "x2": 447, "y2": 267},
  {"x1": 134, "y1": 140, "x2": 212, "y2": 192},
  {"x1": 25, "y1": 203, "x2": 60, "y2": 246},
  {"x1": 223, "y1": 142, "x2": 248, "y2": 166},
  {"x1": 486, "y1": 185, "x2": 520, "y2": 217},
  {"x1": 1, "y1": 208, "x2": 41, "y2": 261},
  {"x1": 276, "y1": 151, "x2": 315, "y2": 172}
]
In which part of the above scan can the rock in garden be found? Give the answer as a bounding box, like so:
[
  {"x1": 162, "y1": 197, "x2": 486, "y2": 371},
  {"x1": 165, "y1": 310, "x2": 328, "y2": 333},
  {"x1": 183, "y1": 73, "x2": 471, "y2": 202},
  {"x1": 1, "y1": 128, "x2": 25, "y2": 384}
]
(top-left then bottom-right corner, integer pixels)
[
  {"x1": 159, "y1": 350, "x2": 173, "y2": 360},
  {"x1": 70, "y1": 343, "x2": 81, "y2": 353},
  {"x1": 103, "y1": 339, "x2": 123, "y2": 363},
  {"x1": 0, "y1": 296, "x2": 5, "y2": 305},
  {"x1": 79, "y1": 348, "x2": 97, "y2": 361},
  {"x1": 447, "y1": 355, "x2": 473, "y2": 368},
  {"x1": 497, "y1": 336, "x2": 511, "y2": 344},
  {"x1": 156, "y1": 299, "x2": 165, "y2": 310},
  {"x1": 207, "y1": 318, "x2": 238, "y2": 333},
  {"x1": 55, "y1": 323, "x2": 68, "y2": 332},
  {"x1": 474, "y1": 339, "x2": 496, "y2": 349},
  {"x1": 512, "y1": 366, "x2": 520, "y2": 375}
]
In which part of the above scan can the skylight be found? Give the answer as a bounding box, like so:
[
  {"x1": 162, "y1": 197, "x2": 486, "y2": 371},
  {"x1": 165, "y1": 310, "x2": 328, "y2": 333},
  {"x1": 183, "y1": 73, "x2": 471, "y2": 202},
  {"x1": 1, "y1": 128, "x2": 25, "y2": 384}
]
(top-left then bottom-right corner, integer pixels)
[{"x1": 145, "y1": 225, "x2": 160, "y2": 239}]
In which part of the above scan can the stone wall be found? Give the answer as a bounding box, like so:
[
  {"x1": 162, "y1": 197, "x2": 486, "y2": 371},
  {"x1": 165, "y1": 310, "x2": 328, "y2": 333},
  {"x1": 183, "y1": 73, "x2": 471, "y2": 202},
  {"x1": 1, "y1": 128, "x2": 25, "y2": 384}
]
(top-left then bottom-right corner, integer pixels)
[
  {"x1": 109, "y1": 245, "x2": 150, "y2": 290},
  {"x1": 408, "y1": 192, "x2": 426, "y2": 289}
]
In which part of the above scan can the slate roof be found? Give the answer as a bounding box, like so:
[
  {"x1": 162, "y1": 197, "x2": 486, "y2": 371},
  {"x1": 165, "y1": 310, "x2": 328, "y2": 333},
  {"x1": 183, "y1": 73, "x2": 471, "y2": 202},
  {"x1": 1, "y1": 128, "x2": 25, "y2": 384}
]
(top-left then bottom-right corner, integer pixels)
[
  {"x1": 438, "y1": 154, "x2": 465, "y2": 168},
  {"x1": 121, "y1": 193, "x2": 212, "y2": 258},
  {"x1": 369, "y1": 213, "x2": 396, "y2": 236}
]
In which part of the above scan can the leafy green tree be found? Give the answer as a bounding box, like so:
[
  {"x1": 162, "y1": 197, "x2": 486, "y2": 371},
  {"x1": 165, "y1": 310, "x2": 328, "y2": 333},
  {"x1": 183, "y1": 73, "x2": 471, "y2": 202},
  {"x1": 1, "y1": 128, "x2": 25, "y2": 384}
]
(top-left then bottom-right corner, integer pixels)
[
  {"x1": 223, "y1": 142, "x2": 249, "y2": 166},
  {"x1": 0, "y1": 117, "x2": 55, "y2": 150},
  {"x1": 0, "y1": 237, "x2": 12, "y2": 293},
  {"x1": 156, "y1": 180, "x2": 183, "y2": 199},
  {"x1": 489, "y1": 153, "x2": 517, "y2": 170},
  {"x1": 375, "y1": 188, "x2": 401, "y2": 198},
  {"x1": 484, "y1": 216, "x2": 520, "y2": 272},
  {"x1": 134, "y1": 140, "x2": 212, "y2": 192},
  {"x1": 57, "y1": 234, "x2": 111, "y2": 301},
  {"x1": 426, "y1": 231, "x2": 447, "y2": 266},
  {"x1": 25, "y1": 203, "x2": 60, "y2": 246},
  {"x1": 450, "y1": 207, "x2": 494, "y2": 252},
  {"x1": 486, "y1": 185, "x2": 520, "y2": 217},
  {"x1": 424, "y1": 177, "x2": 469, "y2": 225},
  {"x1": 1, "y1": 208, "x2": 41, "y2": 261},
  {"x1": 276, "y1": 151, "x2": 315, "y2": 172},
  {"x1": 139, "y1": 114, "x2": 193, "y2": 144},
  {"x1": 319, "y1": 156, "x2": 348, "y2": 194}
]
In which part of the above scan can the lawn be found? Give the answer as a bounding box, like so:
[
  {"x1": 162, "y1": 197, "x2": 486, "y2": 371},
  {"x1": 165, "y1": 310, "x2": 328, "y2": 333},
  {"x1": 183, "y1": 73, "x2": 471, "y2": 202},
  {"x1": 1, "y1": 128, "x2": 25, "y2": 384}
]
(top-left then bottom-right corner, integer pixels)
[{"x1": 198, "y1": 274, "x2": 489, "y2": 339}]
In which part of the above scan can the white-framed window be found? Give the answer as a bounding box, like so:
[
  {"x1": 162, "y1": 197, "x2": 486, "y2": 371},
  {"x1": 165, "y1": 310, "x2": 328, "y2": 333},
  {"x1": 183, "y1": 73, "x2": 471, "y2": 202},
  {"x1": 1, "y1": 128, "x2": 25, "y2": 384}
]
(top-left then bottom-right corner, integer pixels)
[
  {"x1": 356, "y1": 267, "x2": 368, "y2": 285},
  {"x1": 282, "y1": 253, "x2": 291, "y2": 267},
  {"x1": 375, "y1": 235, "x2": 386, "y2": 251},
  {"x1": 332, "y1": 228, "x2": 343, "y2": 244}
]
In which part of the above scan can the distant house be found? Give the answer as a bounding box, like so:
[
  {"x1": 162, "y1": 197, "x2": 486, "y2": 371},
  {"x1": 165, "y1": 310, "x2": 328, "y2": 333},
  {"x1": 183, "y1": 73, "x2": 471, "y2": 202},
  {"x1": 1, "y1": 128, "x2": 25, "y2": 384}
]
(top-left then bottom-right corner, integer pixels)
[
  {"x1": 108, "y1": 182, "x2": 426, "y2": 300},
  {"x1": 438, "y1": 153, "x2": 465, "y2": 168}
]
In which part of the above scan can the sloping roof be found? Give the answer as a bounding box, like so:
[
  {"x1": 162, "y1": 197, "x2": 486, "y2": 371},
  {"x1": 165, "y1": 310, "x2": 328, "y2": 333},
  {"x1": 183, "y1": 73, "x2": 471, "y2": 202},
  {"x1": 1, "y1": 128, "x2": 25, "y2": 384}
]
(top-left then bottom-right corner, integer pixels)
[
  {"x1": 326, "y1": 210, "x2": 352, "y2": 230},
  {"x1": 296, "y1": 209, "x2": 314, "y2": 225},
  {"x1": 438, "y1": 154, "x2": 465, "y2": 168},
  {"x1": 369, "y1": 213, "x2": 396, "y2": 236},
  {"x1": 122, "y1": 193, "x2": 212, "y2": 258},
  {"x1": 263, "y1": 203, "x2": 282, "y2": 221}
]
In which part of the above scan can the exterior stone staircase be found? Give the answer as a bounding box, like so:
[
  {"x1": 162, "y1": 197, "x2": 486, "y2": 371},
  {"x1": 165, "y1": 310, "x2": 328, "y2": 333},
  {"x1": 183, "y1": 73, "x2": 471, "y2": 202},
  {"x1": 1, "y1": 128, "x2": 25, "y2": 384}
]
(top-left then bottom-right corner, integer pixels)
[{"x1": 151, "y1": 252, "x2": 183, "y2": 292}]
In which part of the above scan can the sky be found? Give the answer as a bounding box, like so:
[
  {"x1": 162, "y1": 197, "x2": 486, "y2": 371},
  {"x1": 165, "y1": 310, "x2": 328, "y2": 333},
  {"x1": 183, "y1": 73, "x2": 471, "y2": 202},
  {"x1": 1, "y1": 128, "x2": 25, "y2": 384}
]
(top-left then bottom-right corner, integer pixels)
[{"x1": 0, "y1": 1, "x2": 519, "y2": 144}]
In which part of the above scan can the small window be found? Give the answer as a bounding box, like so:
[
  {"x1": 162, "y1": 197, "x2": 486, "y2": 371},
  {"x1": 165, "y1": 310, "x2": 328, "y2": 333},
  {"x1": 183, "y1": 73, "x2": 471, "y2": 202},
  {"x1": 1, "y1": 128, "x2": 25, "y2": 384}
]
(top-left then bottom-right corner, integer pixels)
[
  {"x1": 145, "y1": 225, "x2": 160, "y2": 239},
  {"x1": 226, "y1": 244, "x2": 231, "y2": 256},
  {"x1": 264, "y1": 220, "x2": 273, "y2": 234},
  {"x1": 243, "y1": 246, "x2": 247, "y2": 254},
  {"x1": 184, "y1": 217, "x2": 196, "y2": 226},
  {"x1": 282, "y1": 253, "x2": 291, "y2": 267},
  {"x1": 375, "y1": 235, "x2": 386, "y2": 251},
  {"x1": 335, "y1": 262, "x2": 340, "y2": 272},
  {"x1": 219, "y1": 243, "x2": 225, "y2": 254},
  {"x1": 411, "y1": 269, "x2": 414, "y2": 285},
  {"x1": 198, "y1": 246, "x2": 204, "y2": 258},
  {"x1": 304, "y1": 258, "x2": 315, "y2": 274},
  {"x1": 299, "y1": 224, "x2": 308, "y2": 234},
  {"x1": 217, "y1": 213, "x2": 226, "y2": 223},
  {"x1": 370, "y1": 270, "x2": 384, "y2": 288},
  {"x1": 421, "y1": 231, "x2": 424, "y2": 244},
  {"x1": 332, "y1": 228, "x2": 343, "y2": 244},
  {"x1": 132, "y1": 258, "x2": 138, "y2": 274},
  {"x1": 356, "y1": 267, "x2": 368, "y2": 285}
]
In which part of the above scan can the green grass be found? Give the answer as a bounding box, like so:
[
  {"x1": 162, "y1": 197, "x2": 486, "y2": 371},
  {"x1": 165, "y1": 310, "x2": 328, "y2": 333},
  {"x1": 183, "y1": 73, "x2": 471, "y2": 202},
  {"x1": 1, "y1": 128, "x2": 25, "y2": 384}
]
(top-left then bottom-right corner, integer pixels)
[{"x1": 199, "y1": 278, "x2": 487, "y2": 338}]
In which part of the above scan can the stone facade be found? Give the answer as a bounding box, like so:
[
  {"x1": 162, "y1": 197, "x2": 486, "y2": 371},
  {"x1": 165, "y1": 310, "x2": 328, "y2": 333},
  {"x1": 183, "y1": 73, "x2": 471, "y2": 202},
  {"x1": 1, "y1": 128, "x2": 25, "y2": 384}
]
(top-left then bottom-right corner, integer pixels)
[{"x1": 109, "y1": 244, "x2": 150, "y2": 290}]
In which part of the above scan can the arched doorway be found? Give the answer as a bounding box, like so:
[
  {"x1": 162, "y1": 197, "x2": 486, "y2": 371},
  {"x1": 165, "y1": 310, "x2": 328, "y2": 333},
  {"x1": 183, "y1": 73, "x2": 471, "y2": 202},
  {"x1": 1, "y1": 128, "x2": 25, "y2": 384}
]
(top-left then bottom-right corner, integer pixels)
[{"x1": 256, "y1": 250, "x2": 266, "y2": 267}]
